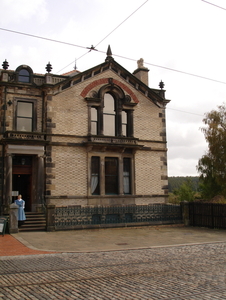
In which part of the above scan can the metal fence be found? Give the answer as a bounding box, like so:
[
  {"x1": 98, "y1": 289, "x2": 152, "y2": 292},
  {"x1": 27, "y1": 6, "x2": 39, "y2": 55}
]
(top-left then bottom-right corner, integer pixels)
[
  {"x1": 55, "y1": 204, "x2": 182, "y2": 230},
  {"x1": 189, "y1": 202, "x2": 226, "y2": 229}
]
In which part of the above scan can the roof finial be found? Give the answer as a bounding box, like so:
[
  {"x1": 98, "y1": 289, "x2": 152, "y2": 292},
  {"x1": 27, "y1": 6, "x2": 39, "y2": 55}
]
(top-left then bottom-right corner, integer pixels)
[
  {"x1": 159, "y1": 80, "x2": 165, "y2": 89},
  {"x1": 105, "y1": 45, "x2": 114, "y2": 62},
  {"x1": 46, "y1": 62, "x2": 52, "y2": 73},
  {"x1": 2, "y1": 59, "x2": 9, "y2": 70}
]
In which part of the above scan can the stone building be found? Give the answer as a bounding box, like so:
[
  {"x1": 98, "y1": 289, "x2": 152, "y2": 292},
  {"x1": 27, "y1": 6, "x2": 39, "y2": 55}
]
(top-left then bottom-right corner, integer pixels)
[{"x1": 0, "y1": 47, "x2": 170, "y2": 216}]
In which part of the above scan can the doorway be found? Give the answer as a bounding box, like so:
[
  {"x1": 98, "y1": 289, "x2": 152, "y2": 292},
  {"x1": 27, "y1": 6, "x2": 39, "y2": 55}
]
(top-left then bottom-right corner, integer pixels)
[{"x1": 12, "y1": 156, "x2": 32, "y2": 212}]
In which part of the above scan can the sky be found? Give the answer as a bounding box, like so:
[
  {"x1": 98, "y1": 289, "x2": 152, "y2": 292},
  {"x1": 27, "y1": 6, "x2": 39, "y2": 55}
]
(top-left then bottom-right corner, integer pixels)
[{"x1": 1, "y1": 0, "x2": 226, "y2": 177}]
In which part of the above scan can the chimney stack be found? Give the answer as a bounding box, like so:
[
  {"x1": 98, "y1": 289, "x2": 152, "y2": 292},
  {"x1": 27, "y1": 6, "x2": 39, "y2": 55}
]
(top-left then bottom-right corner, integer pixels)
[{"x1": 133, "y1": 58, "x2": 149, "y2": 86}]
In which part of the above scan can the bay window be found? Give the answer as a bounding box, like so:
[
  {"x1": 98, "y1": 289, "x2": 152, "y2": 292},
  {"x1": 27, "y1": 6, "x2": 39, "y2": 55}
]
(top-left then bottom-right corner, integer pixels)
[{"x1": 90, "y1": 155, "x2": 132, "y2": 196}]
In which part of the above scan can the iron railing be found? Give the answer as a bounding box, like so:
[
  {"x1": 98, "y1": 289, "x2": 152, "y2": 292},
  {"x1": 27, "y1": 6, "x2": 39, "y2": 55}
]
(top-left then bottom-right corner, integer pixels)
[
  {"x1": 189, "y1": 202, "x2": 226, "y2": 229},
  {"x1": 55, "y1": 204, "x2": 182, "y2": 229}
]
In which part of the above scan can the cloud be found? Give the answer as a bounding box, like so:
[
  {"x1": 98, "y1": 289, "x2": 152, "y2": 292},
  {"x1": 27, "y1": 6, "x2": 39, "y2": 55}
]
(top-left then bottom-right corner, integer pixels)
[
  {"x1": 0, "y1": 0, "x2": 48, "y2": 25},
  {"x1": 168, "y1": 158, "x2": 200, "y2": 177},
  {"x1": 1, "y1": 0, "x2": 226, "y2": 177}
]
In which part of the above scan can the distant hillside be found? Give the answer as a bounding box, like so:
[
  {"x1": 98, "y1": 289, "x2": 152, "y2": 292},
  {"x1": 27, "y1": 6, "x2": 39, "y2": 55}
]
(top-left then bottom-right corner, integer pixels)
[{"x1": 168, "y1": 176, "x2": 199, "y2": 193}]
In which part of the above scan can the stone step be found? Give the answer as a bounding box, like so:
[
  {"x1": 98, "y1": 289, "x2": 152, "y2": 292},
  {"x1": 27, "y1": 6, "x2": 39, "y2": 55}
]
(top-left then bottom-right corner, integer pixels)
[{"x1": 19, "y1": 212, "x2": 46, "y2": 232}]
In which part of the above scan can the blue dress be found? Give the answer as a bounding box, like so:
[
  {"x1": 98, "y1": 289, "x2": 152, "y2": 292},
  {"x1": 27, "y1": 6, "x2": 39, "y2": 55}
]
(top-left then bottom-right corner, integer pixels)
[{"x1": 15, "y1": 199, "x2": 26, "y2": 221}]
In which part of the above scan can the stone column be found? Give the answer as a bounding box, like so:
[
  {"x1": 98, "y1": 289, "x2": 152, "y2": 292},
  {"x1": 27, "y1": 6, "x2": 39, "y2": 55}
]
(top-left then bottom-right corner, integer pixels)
[
  {"x1": 9, "y1": 203, "x2": 18, "y2": 233},
  {"x1": 4, "y1": 154, "x2": 12, "y2": 214},
  {"x1": 100, "y1": 156, "x2": 105, "y2": 196},
  {"x1": 46, "y1": 204, "x2": 55, "y2": 231},
  {"x1": 36, "y1": 155, "x2": 44, "y2": 212},
  {"x1": 181, "y1": 201, "x2": 190, "y2": 226},
  {"x1": 119, "y1": 156, "x2": 124, "y2": 195}
]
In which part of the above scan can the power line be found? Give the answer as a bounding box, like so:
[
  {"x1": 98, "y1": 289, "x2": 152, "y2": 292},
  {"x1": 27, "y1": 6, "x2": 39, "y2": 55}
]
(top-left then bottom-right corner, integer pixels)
[
  {"x1": 168, "y1": 107, "x2": 204, "y2": 117},
  {"x1": 112, "y1": 53, "x2": 226, "y2": 85},
  {"x1": 58, "y1": 0, "x2": 149, "y2": 72},
  {"x1": 0, "y1": 27, "x2": 87, "y2": 50},
  {"x1": 58, "y1": 51, "x2": 90, "y2": 74},
  {"x1": 201, "y1": 0, "x2": 226, "y2": 11},
  {"x1": 94, "y1": 0, "x2": 149, "y2": 48},
  {"x1": 1, "y1": 27, "x2": 226, "y2": 85}
]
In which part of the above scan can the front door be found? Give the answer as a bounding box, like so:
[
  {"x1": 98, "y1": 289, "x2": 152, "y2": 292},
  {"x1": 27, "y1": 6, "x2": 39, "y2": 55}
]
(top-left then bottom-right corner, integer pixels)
[{"x1": 12, "y1": 156, "x2": 32, "y2": 212}]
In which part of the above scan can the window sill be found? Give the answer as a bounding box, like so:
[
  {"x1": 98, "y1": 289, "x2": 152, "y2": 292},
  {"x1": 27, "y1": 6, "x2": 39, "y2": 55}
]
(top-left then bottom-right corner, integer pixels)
[{"x1": 4, "y1": 131, "x2": 45, "y2": 141}]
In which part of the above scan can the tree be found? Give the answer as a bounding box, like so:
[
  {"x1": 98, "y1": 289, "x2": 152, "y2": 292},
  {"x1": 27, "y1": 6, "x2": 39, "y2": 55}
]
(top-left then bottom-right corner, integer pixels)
[
  {"x1": 173, "y1": 179, "x2": 195, "y2": 202},
  {"x1": 197, "y1": 103, "x2": 226, "y2": 198}
]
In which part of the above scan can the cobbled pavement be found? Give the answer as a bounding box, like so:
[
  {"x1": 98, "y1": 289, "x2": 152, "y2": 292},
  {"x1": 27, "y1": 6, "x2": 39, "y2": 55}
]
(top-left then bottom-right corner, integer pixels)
[{"x1": 0, "y1": 243, "x2": 226, "y2": 299}]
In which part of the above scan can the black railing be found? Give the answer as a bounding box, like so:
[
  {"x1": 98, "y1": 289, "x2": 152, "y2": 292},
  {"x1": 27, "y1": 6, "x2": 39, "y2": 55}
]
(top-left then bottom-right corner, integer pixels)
[
  {"x1": 55, "y1": 204, "x2": 182, "y2": 230},
  {"x1": 189, "y1": 202, "x2": 226, "y2": 229}
]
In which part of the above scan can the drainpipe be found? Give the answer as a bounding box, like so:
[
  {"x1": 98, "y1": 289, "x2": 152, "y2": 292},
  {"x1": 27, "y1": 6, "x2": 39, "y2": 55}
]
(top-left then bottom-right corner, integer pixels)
[
  {"x1": 42, "y1": 90, "x2": 45, "y2": 133},
  {"x1": 1, "y1": 86, "x2": 7, "y2": 214}
]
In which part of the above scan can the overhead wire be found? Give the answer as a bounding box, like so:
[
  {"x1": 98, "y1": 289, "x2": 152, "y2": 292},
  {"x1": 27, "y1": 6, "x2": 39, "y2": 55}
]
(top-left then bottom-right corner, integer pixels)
[
  {"x1": 57, "y1": 0, "x2": 149, "y2": 73},
  {"x1": 1, "y1": 26, "x2": 226, "y2": 85},
  {"x1": 94, "y1": 0, "x2": 149, "y2": 48},
  {"x1": 0, "y1": 27, "x2": 87, "y2": 50},
  {"x1": 201, "y1": 0, "x2": 226, "y2": 11},
  {"x1": 167, "y1": 107, "x2": 204, "y2": 117}
]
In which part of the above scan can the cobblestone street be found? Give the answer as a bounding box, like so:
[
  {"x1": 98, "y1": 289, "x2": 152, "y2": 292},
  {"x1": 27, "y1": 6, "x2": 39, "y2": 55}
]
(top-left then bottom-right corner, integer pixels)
[{"x1": 0, "y1": 242, "x2": 226, "y2": 299}]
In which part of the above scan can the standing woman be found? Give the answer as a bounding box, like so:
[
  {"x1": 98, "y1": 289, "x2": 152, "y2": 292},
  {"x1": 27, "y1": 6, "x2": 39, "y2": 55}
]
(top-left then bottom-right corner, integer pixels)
[{"x1": 15, "y1": 194, "x2": 26, "y2": 226}]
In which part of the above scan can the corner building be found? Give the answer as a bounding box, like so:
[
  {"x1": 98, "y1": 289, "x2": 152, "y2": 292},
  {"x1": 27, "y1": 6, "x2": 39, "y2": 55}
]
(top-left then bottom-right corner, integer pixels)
[{"x1": 0, "y1": 47, "x2": 170, "y2": 215}]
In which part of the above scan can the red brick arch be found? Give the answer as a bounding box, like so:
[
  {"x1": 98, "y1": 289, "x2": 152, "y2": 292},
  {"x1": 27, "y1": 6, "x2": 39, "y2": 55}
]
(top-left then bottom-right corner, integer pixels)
[{"x1": 80, "y1": 78, "x2": 139, "y2": 103}]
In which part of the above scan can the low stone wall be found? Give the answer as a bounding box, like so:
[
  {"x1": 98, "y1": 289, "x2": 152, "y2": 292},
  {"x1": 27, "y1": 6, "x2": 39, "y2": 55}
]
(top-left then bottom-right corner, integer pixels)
[{"x1": 52, "y1": 204, "x2": 182, "y2": 231}]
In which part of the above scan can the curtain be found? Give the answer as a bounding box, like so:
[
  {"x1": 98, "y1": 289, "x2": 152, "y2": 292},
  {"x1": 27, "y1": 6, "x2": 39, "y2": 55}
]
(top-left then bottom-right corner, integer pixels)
[
  {"x1": 123, "y1": 171, "x2": 130, "y2": 194},
  {"x1": 91, "y1": 174, "x2": 98, "y2": 194}
]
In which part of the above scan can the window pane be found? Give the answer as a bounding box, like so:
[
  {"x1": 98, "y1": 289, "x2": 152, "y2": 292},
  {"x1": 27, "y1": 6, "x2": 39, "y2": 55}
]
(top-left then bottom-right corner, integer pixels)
[
  {"x1": 17, "y1": 102, "x2": 33, "y2": 131},
  {"x1": 103, "y1": 94, "x2": 115, "y2": 113},
  {"x1": 91, "y1": 157, "x2": 100, "y2": 195},
  {"x1": 18, "y1": 102, "x2": 33, "y2": 117},
  {"x1": 122, "y1": 111, "x2": 127, "y2": 123},
  {"x1": 91, "y1": 122, "x2": 97, "y2": 135},
  {"x1": 17, "y1": 118, "x2": 32, "y2": 131},
  {"x1": 91, "y1": 107, "x2": 97, "y2": 121},
  {"x1": 122, "y1": 124, "x2": 127, "y2": 136},
  {"x1": 122, "y1": 111, "x2": 127, "y2": 136},
  {"x1": 105, "y1": 157, "x2": 118, "y2": 195},
  {"x1": 103, "y1": 93, "x2": 115, "y2": 136},
  {"x1": 104, "y1": 114, "x2": 115, "y2": 136},
  {"x1": 19, "y1": 69, "x2": 29, "y2": 76},
  {"x1": 123, "y1": 158, "x2": 131, "y2": 194},
  {"x1": 91, "y1": 107, "x2": 98, "y2": 135},
  {"x1": 18, "y1": 69, "x2": 30, "y2": 83}
]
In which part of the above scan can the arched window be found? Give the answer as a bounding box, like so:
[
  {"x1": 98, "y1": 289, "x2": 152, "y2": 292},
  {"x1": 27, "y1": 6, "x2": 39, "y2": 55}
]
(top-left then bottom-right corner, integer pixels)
[
  {"x1": 86, "y1": 82, "x2": 136, "y2": 137},
  {"x1": 103, "y1": 93, "x2": 115, "y2": 136},
  {"x1": 16, "y1": 65, "x2": 33, "y2": 83},
  {"x1": 18, "y1": 69, "x2": 30, "y2": 83}
]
